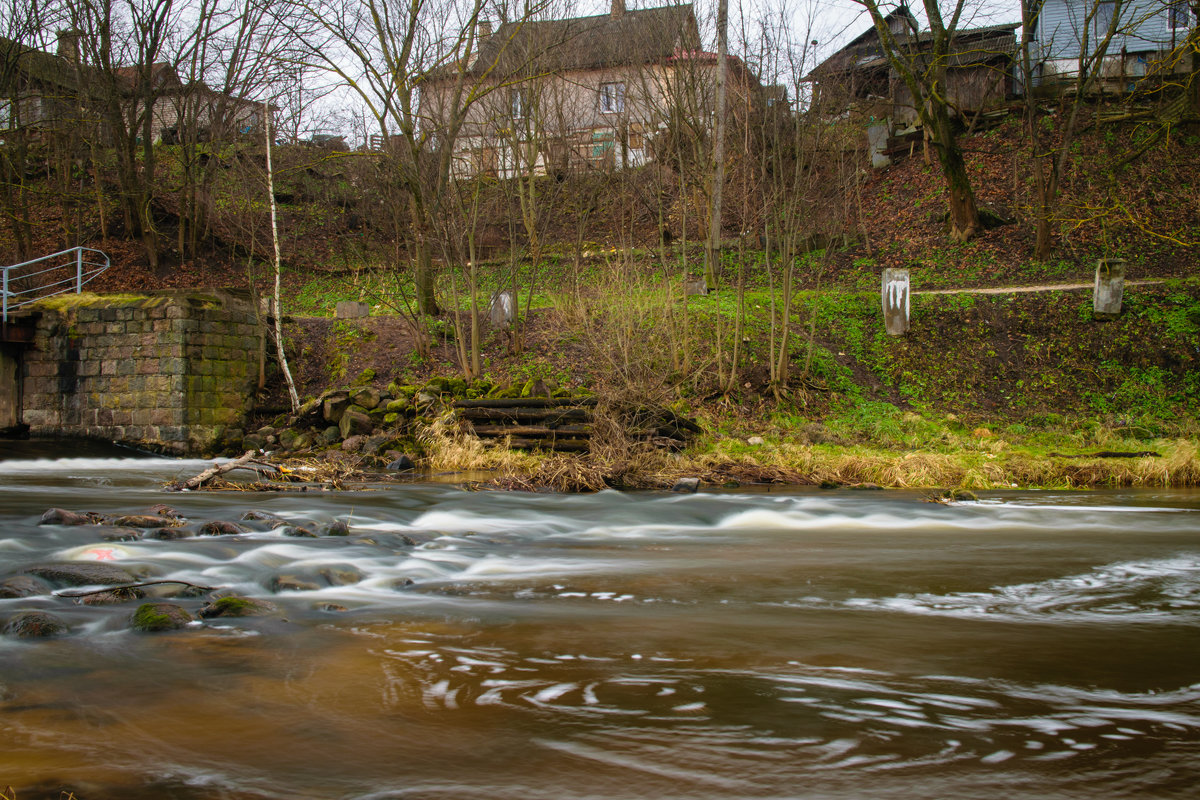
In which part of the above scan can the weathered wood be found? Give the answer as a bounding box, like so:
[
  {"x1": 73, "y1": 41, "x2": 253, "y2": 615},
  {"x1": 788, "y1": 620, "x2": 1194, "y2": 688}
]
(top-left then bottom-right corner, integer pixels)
[
  {"x1": 506, "y1": 437, "x2": 590, "y2": 452},
  {"x1": 456, "y1": 407, "x2": 593, "y2": 423},
  {"x1": 468, "y1": 424, "x2": 592, "y2": 438},
  {"x1": 453, "y1": 397, "x2": 598, "y2": 409},
  {"x1": 166, "y1": 451, "x2": 272, "y2": 492}
]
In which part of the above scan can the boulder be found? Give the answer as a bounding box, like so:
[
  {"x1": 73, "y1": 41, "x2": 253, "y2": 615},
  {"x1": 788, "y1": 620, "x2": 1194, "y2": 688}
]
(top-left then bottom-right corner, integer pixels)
[
  {"x1": 101, "y1": 527, "x2": 143, "y2": 542},
  {"x1": 4, "y1": 611, "x2": 68, "y2": 638},
  {"x1": 198, "y1": 521, "x2": 249, "y2": 536},
  {"x1": 0, "y1": 575, "x2": 51, "y2": 599},
  {"x1": 363, "y1": 435, "x2": 394, "y2": 456},
  {"x1": 321, "y1": 426, "x2": 342, "y2": 444},
  {"x1": 323, "y1": 392, "x2": 352, "y2": 424},
  {"x1": 39, "y1": 508, "x2": 97, "y2": 526},
  {"x1": 670, "y1": 477, "x2": 701, "y2": 494},
  {"x1": 385, "y1": 398, "x2": 410, "y2": 414},
  {"x1": 278, "y1": 429, "x2": 303, "y2": 450},
  {"x1": 241, "y1": 433, "x2": 265, "y2": 451},
  {"x1": 269, "y1": 575, "x2": 321, "y2": 593},
  {"x1": 130, "y1": 602, "x2": 195, "y2": 632},
  {"x1": 318, "y1": 565, "x2": 364, "y2": 586},
  {"x1": 199, "y1": 596, "x2": 279, "y2": 618},
  {"x1": 281, "y1": 525, "x2": 318, "y2": 538},
  {"x1": 320, "y1": 520, "x2": 351, "y2": 537},
  {"x1": 339, "y1": 406, "x2": 373, "y2": 439},
  {"x1": 80, "y1": 587, "x2": 146, "y2": 605},
  {"x1": 23, "y1": 562, "x2": 139, "y2": 587},
  {"x1": 110, "y1": 515, "x2": 183, "y2": 530},
  {"x1": 386, "y1": 454, "x2": 416, "y2": 471},
  {"x1": 351, "y1": 386, "x2": 382, "y2": 410},
  {"x1": 342, "y1": 435, "x2": 366, "y2": 452}
]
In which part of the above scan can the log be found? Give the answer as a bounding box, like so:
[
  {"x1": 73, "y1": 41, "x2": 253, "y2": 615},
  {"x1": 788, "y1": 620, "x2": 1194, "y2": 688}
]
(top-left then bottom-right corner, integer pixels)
[
  {"x1": 456, "y1": 408, "x2": 593, "y2": 423},
  {"x1": 468, "y1": 424, "x2": 593, "y2": 438},
  {"x1": 506, "y1": 437, "x2": 590, "y2": 452},
  {"x1": 453, "y1": 397, "x2": 598, "y2": 409},
  {"x1": 166, "y1": 451, "x2": 273, "y2": 491}
]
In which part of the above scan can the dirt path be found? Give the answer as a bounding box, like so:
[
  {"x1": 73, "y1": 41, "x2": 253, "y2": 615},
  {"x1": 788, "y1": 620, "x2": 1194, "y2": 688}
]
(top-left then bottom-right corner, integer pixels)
[{"x1": 915, "y1": 279, "x2": 1165, "y2": 296}]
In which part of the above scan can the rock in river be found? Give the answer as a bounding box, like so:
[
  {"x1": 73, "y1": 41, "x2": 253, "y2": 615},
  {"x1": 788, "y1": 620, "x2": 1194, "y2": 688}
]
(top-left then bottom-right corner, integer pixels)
[
  {"x1": 22, "y1": 562, "x2": 140, "y2": 587},
  {"x1": 130, "y1": 603, "x2": 195, "y2": 632},
  {"x1": 199, "y1": 596, "x2": 279, "y2": 618},
  {"x1": 3, "y1": 611, "x2": 69, "y2": 638}
]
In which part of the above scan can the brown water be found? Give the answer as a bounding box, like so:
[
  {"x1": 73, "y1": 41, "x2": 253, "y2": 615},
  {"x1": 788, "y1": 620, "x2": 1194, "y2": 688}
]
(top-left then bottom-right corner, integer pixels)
[{"x1": 2, "y1": 447, "x2": 1199, "y2": 799}]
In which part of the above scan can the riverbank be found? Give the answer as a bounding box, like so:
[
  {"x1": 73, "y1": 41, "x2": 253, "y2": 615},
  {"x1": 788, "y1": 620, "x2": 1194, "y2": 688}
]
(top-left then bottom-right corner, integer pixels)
[{"x1": 231, "y1": 276, "x2": 1200, "y2": 492}]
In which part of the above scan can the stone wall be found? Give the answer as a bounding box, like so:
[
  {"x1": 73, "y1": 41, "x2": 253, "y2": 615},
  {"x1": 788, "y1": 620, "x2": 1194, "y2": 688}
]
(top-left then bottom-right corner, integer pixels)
[{"x1": 17, "y1": 290, "x2": 262, "y2": 454}]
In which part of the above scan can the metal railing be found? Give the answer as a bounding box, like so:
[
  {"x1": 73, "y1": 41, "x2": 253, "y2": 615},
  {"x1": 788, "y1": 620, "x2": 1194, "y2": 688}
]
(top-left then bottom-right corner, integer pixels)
[{"x1": 2, "y1": 247, "x2": 111, "y2": 323}]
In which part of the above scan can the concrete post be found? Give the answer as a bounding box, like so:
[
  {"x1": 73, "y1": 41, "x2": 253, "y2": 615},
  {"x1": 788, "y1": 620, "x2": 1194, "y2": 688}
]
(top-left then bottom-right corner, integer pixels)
[
  {"x1": 489, "y1": 290, "x2": 515, "y2": 327},
  {"x1": 881, "y1": 268, "x2": 910, "y2": 336},
  {"x1": 334, "y1": 301, "x2": 370, "y2": 319},
  {"x1": 1093, "y1": 258, "x2": 1125, "y2": 320},
  {"x1": 866, "y1": 122, "x2": 891, "y2": 169}
]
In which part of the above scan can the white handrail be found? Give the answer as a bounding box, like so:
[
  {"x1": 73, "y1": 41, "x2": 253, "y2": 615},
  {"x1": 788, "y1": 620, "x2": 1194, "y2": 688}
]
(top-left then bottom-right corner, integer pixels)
[{"x1": 2, "y1": 246, "x2": 110, "y2": 323}]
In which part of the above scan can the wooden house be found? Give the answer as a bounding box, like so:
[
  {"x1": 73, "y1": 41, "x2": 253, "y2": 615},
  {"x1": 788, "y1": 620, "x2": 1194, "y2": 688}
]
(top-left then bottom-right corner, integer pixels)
[{"x1": 808, "y1": 7, "x2": 1019, "y2": 124}]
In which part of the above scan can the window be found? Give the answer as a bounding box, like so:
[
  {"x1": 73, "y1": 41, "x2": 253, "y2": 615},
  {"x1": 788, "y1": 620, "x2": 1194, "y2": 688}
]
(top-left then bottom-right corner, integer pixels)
[
  {"x1": 1169, "y1": 0, "x2": 1190, "y2": 29},
  {"x1": 1093, "y1": 1, "x2": 1116, "y2": 37},
  {"x1": 599, "y1": 82, "x2": 625, "y2": 114},
  {"x1": 0, "y1": 99, "x2": 10, "y2": 129},
  {"x1": 511, "y1": 88, "x2": 528, "y2": 120}
]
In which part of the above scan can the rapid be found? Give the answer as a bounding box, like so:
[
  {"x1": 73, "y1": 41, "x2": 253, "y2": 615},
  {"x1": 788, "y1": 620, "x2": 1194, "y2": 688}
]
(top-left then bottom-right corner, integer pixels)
[{"x1": 2, "y1": 442, "x2": 1199, "y2": 799}]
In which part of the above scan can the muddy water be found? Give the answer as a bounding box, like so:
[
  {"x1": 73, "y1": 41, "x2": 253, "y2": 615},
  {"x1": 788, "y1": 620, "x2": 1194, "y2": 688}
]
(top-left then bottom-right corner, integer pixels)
[{"x1": 2, "y1": 447, "x2": 1199, "y2": 799}]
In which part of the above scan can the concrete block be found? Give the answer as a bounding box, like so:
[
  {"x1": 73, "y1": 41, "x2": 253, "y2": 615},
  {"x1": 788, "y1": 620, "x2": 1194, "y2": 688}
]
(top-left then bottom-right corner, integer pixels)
[
  {"x1": 335, "y1": 301, "x2": 370, "y2": 319},
  {"x1": 881, "y1": 268, "x2": 911, "y2": 336},
  {"x1": 1093, "y1": 258, "x2": 1125, "y2": 320}
]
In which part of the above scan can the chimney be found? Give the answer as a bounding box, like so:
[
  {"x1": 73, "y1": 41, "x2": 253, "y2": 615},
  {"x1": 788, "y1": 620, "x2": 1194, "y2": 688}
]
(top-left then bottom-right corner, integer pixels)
[
  {"x1": 611, "y1": 0, "x2": 625, "y2": 19},
  {"x1": 56, "y1": 29, "x2": 80, "y2": 63},
  {"x1": 477, "y1": 19, "x2": 492, "y2": 39}
]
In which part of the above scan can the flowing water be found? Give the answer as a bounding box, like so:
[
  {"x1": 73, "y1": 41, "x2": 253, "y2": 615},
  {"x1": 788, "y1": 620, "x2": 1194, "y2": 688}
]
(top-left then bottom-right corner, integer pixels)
[{"x1": 2, "y1": 443, "x2": 1200, "y2": 799}]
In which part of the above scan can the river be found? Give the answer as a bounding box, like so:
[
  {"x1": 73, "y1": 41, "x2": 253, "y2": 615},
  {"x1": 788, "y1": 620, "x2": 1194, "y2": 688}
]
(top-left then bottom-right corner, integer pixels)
[{"x1": 2, "y1": 443, "x2": 1199, "y2": 799}]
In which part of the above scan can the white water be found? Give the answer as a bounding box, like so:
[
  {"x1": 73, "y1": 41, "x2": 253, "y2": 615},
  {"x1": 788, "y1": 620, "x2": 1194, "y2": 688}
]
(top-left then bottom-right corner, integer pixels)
[{"x1": 2, "y1": 452, "x2": 1199, "y2": 798}]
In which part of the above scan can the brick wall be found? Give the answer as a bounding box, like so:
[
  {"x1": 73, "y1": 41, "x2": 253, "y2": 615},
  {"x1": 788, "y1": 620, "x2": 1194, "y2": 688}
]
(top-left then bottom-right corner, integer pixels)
[{"x1": 19, "y1": 290, "x2": 262, "y2": 454}]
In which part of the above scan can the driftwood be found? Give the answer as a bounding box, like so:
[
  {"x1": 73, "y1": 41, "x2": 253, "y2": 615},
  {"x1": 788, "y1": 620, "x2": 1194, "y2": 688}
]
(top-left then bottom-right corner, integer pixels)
[
  {"x1": 55, "y1": 579, "x2": 217, "y2": 598},
  {"x1": 166, "y1": 451, "x2": 278, "y2": 491}
]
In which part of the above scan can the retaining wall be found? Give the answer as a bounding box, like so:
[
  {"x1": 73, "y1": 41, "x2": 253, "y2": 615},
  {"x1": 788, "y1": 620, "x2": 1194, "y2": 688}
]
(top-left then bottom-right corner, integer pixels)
[{"x1": 16, "y1": 290, "x2": 262, "y2": 454}]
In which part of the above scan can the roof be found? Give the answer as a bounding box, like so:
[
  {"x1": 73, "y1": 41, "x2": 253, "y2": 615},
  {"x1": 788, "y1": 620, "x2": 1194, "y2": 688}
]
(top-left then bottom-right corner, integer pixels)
[
  {"x1": 0, "y1": 36, "x2": 82, "y2": 91},
  {"x1": 440, "y1": 4, "x2": 701, "y2": 81},
  {"x1": 810, "y1": 19, "x2": 1019, "y2": 79}
]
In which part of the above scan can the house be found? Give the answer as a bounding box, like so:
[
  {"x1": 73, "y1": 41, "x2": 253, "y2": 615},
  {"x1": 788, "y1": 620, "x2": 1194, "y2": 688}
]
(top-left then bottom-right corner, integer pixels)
[
  {"x1": 1026, "y1": 0, "x2": 1195, "y2": 90},
  {"x1": 808, "y1": 7, "x2": 1019, "y2": 124},
  {"x1": 419, "y1": 1, "x2": 768, "y2": 179},
  {"x1": 0, "y1": 32, "x2": 268, "y2": 144}
]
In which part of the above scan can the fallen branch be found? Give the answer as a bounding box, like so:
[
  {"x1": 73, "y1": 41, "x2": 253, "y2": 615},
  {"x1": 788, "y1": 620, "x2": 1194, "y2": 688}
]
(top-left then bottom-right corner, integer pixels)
[
  {"x1": 55, "y1": 579, "x2": 217, "y2": 598},
  {"x1": 166, "y1": 451, "x2": 277, "y2": 491}
]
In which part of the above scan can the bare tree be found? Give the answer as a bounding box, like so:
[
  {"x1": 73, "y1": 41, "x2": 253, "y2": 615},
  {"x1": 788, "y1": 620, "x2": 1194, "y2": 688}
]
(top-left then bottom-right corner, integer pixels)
[{"x1": 854, "y1": 0, "x2": 989, "y2": 241}]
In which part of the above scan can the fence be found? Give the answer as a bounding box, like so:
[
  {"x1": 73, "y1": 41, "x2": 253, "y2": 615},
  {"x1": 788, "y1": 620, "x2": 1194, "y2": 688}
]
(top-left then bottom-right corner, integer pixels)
[{"x1": 2, "y1": 247, "x2": 110, "y2": 323}]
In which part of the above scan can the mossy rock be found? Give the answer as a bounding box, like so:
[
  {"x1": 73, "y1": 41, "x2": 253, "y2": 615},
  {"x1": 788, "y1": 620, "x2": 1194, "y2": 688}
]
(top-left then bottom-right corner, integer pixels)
[
  {"x1": 352, "y1": 368, "x2": 377, "y2": 386},
  {"x1": 4, "y1": 610, "x2": 69, "y2": 638},
  {"x1": 383, "y1": 412, "x2": 400, "y2": 425},
  {"x1": 131, "y1": 602, "x2": 195, "y2": 632},
  {"x1": 489, "y1": 383, "x2": 521, "y2": 399},
  {"x1": 199, "y1": 596, "x2": 278, "y2": 618}
]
